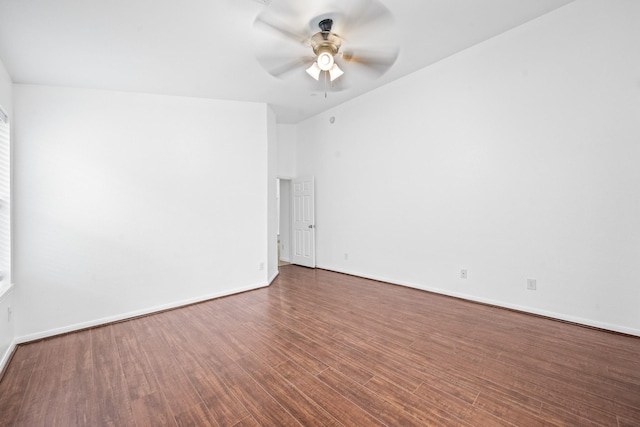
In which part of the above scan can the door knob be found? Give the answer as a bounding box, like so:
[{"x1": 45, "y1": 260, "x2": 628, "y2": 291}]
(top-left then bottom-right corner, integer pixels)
[{"x1": 308, "y1": 225, "x2": 314, "y2": 229}]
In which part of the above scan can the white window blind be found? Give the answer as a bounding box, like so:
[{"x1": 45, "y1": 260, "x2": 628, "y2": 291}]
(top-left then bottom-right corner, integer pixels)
[{"x1": 0, "y1": 106, "x2": 10, "y2": 285}]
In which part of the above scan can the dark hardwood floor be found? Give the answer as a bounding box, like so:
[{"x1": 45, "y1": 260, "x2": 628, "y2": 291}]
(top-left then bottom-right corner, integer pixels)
[{"x1": 1, "y1": 265, "x2": 639, "y2": 426}]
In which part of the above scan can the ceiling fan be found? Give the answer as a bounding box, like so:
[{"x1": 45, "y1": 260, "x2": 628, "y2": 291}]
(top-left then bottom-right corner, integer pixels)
[
  {"x1": 254, "y1": 0, "x2": 399, "y2": 89},
  {"x1": 305, "y1": 18, "x2": 345, "y2": 82}
]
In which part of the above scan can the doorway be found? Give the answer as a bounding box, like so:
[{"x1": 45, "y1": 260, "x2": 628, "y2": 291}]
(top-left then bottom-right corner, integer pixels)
[
  {"x1": 277, "y1": 178, "x2": 292, "y2": 266},
  {"x1": 278, "y1": 177, "x2": 316, "y2": 268}
]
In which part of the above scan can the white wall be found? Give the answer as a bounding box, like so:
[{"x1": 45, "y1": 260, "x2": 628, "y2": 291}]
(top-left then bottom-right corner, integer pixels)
[
  {"x1": 276, "y1": 124, "x2": 297, "y2": 179},
  {"x1": 296, "y1": 0, "x2": 640, "y2": 335},
  {"x1": 278, "y1": 179, "x2": 292, "y2": 262},
  {"x1": 267, "y1": 106, "x2": 279, "y2": 282},
  {"x1": 0, "y1": 57, "x2": 14, "y2": 370},
  {"x1": 276, "y1": 124, "x2": 296, "y2": 265},
  {"x1": 13, "y1": 85, "x2": 269, "y2": 340}
]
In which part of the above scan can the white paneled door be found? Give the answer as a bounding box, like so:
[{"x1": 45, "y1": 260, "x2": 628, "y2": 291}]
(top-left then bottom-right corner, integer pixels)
[{"x1": 291, "y1": 177, "x2": 315, "y2": 268}]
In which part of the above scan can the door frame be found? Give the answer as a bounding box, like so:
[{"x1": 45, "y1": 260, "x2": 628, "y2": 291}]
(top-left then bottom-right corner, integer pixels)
[{"x1": 277, "y1": 177, "x2": 292, "y2": 265}]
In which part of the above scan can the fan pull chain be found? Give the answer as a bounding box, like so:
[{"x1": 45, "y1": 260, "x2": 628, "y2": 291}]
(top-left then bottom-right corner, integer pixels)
[{"x1": 324, "y1": 71, "x2": 328, "y2": 98}]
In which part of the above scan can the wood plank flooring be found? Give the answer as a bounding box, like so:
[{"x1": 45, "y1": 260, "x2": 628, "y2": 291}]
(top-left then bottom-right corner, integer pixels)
[{"x1": 1, "y1": 265, "x2": 639, "y2": 426}]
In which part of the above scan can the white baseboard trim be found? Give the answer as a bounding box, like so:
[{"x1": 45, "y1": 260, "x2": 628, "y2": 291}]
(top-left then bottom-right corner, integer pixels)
[
  {"x1": 269, "y1": 270, "x2": 279, "y2": 285},
  {"x1": 318, "y1": 265, "x2": 640, "y2": 338},
  {"x1": 0, "y1": 340, "x2": 17, "y2": 376},
  {"x1": 15, "y1": 281, "x2": 270, "y2": 345}
]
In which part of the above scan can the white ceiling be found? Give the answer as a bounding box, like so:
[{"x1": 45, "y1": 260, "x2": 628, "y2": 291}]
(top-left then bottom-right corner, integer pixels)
[{"x1": 0, "y1": 0, "x2": 574, "y2": 123}]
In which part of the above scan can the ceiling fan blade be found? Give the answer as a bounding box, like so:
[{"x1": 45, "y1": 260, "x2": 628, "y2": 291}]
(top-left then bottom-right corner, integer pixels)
[
  {"x1": 257, "y1": 55, "x2": 315, "y2": 78},
  {"x1": 340, "y1": 48, "x2": 399, "y2": 75},
  {"x1": 254, "y1": 16, "x2": 309, "y2": 45},
  {"x1": 338, "y1": 0, "x2": 394, "y2": 39}
]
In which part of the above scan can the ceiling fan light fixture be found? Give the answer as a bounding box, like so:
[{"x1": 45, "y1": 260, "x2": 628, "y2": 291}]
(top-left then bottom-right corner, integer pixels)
[
  {"x1": 305, "y1": 62, "x2": 322, "y2": 80},
  {"x1": 329, "y1": 63, "x2": 344, "y2": 81},
  {"x1": 317, "y1": 51, "x2": 334, "y2": 71}
]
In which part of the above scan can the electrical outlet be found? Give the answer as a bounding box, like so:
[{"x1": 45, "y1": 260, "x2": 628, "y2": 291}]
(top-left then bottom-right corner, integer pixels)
[
  {"x1": 527, "y1": 279, "x2": 537, "y2": 290},
  {"x1": 259, "y1": 262, "x2": 265, "y2": 271},
  {"x1": 460, "y1": 269, "x2": 468, "y2": 279},
  {"x1": 344, "y1": 253, "x2": 348, "y2": 261},
  {"x1": 7, "y1": 306, "x2": 12, "y2": 323}
]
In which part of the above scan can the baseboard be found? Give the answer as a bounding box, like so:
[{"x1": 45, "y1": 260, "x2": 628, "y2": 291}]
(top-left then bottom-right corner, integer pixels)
[
  {"x1": 0, "y1": 340, "x2": 17, "y2": 381},
  {"x1": 317, "y1": 265, "x2": 640, "y2": 338},
  {"x1": 269, "y1": 270, "x2": 279, "y2": 285},
  {"x1": 15, "y1": 281, "x2": 270, "y2": 344},
  {"x1": 0, "y1": 283, "x2": 16, "y2": 377}
]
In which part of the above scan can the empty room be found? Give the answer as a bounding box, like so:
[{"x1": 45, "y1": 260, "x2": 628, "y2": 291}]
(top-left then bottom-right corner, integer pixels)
[{"x1": 0, "y1": 0, "x2": 639, "y2": 425}]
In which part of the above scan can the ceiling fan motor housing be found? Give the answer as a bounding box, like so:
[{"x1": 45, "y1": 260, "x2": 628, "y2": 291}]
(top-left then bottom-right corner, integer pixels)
[{"x1": 310, "y1": 31, "x2": 342, "y2": 56}]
